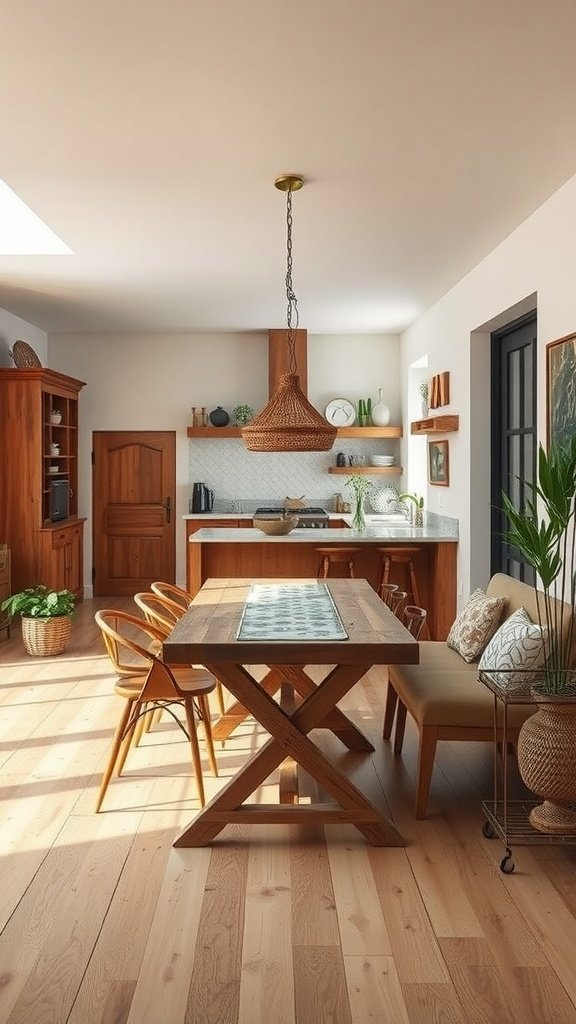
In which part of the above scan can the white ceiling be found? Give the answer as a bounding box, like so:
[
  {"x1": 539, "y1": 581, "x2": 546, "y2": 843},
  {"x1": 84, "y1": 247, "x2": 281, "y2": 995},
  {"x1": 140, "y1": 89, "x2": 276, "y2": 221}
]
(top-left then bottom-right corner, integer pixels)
[{"x1": 2, "y1": 0, "x2": 576, "y2": 335}]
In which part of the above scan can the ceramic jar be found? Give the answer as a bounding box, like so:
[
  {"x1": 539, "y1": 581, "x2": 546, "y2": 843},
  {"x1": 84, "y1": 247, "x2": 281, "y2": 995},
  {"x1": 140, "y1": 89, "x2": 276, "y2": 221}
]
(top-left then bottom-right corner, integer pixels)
[
  {"x1": 209, "y1": 406, "x2": 230, "y2": 427},
  {"x1": 371, "y1": 388, "x2": 391, "y2": 426}
]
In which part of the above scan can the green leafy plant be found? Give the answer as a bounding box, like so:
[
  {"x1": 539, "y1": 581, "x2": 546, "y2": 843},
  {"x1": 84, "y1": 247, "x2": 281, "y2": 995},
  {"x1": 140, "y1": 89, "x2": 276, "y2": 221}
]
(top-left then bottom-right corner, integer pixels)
[
  {"x1": 346, "y1": 474, "x2": 373, "y2": 530},
  {"x1": 501, "y1": 435, "x2": 576, "y2": 694},
  {"x1": 399, "y1": 491, "x2": 424, "y2": 510},
  {"x1": 1, "y1": 586, "x2": 76, "y2": 619},
  {"x1": 232, "y1": 404, "x2": 254, "y2": 426},
  {"x1": 418, "y1": 380, "x2": 429, "y2": 402}
]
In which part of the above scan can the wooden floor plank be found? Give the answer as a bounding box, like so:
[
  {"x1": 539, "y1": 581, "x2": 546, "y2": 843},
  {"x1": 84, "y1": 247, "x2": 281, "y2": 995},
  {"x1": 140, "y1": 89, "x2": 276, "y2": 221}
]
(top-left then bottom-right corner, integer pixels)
[
  {"x1": 238, "y1": 824, "x2": 295, "y2": 1024},
  {"x1": 327, "y1": 824, "x2": 393, "y2": 955},
  {"x1": 293, "y1": 945, "x2": 352, "y2": 1024},
  {"x1": 290, "y1": 823, "x2": 341, "y2": 947},
  {"x1": 344, "y1": 955, "x2": 411, "y2": 1024}
]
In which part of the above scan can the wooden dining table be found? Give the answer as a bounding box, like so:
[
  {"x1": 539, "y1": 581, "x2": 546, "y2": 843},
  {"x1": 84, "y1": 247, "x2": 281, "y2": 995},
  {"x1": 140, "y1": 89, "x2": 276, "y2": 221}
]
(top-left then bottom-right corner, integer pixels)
[{"x1": 163, "y1": 577, "x2": 419, "y2": 847}]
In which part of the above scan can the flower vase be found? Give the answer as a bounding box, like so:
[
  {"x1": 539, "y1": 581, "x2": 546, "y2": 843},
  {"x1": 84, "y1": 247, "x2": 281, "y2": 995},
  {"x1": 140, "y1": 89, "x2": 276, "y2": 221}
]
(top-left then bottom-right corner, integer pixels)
[
  {"x1": 352, "y1": 498, "x2": 366, "y2": 532},
  {"x1": 371, "y1": 388, "x2": 391, "y2": 427},
  {"x1": 421, "y1": 399, "x2": 429, "y2": 419}
]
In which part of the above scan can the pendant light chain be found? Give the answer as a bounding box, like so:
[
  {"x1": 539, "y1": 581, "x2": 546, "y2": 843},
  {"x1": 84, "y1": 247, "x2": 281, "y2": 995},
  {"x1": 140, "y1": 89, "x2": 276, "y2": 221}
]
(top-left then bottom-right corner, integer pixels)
[{"x1": 285, "y1": 187, "x2": 299, "y2": 375}]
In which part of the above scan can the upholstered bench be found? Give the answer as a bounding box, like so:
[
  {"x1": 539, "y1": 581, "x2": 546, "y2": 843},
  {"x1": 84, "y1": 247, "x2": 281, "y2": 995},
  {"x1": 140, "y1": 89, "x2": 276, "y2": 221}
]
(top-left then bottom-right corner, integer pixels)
[{"x1": 385, "y1": 572, "x2": 572, "y2": 819}]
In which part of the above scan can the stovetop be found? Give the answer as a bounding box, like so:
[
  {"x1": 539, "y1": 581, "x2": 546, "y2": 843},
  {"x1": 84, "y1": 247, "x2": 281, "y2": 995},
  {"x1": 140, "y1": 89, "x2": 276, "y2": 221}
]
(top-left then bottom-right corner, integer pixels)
[
  {"x1": 253, "y1": 506, "x2": 329, "y2": 529},
  {"x1": 255, "y1": 507, "x2": 328, "y2": 516}
]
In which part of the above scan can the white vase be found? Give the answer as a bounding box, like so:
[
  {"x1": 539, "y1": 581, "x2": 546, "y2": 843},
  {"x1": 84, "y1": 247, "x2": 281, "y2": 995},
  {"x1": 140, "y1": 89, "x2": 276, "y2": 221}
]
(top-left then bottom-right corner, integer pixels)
[
  {"x1": 421, "y1": 399, "x2": 429, "y2": 418},
  {"x1": 371, "y1": 388, "x2": 391, "y2": 426}
]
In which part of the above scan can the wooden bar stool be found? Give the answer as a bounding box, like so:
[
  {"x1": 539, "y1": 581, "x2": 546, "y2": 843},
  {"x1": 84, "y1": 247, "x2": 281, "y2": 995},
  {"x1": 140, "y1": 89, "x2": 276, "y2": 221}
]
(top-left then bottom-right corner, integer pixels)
[
  {"x1": 316, "y1": 547, "x2": 361, "y2": 579},
  {"x1": 376, "y1": 546, "x2": 429, "y2": 638}
]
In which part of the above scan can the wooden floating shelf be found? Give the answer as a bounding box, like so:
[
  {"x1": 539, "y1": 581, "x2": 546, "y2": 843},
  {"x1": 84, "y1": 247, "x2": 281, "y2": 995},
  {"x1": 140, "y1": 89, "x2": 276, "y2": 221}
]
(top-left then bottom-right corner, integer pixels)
[
  {"x1": 187, "y1": 425, "x2": 403, "y2": 439},
  {"x1": 328, "y1": 466, "x2": 402, "y2": 475},
  {"x1": 410, "y1": 415, "x2": 459, "y2": 435}
]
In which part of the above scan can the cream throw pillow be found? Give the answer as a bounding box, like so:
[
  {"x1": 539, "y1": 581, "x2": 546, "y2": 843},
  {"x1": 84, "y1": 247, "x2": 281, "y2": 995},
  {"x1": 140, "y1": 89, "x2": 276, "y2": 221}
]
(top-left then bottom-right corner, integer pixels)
[
  {"x1": 446, "y1": 588, "x2": 506, "y2": 663},
  {"x1": 479, "y1": 606, "x2": 548, "y2": 687}
]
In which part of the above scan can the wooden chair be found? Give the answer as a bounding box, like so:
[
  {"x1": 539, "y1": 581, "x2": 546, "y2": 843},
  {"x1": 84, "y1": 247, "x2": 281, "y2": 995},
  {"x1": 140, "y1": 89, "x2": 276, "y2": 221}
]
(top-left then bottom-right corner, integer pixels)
[
  {"x1": 94, "y1": 609, "x2": 218, "y2": 811},
  {"x1": 376, "y1": 546, "x2": 430, "y2": 638},
  {"x1": 138, "y1": 588, "x2": 226, "y2": 717},
  {"x1": 382, "y1": 604, "x2": 428, "y2": 741},
  {"x1": 380, "y1": 583, "x2": 399, "y2": 609}
]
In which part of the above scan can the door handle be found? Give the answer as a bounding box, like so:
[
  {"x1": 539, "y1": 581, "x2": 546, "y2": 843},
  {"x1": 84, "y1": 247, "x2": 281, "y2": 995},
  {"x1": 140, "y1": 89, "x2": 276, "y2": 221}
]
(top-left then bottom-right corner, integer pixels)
[{"x1": 163, "y1": 497, "x2": 171, "y2": 523}]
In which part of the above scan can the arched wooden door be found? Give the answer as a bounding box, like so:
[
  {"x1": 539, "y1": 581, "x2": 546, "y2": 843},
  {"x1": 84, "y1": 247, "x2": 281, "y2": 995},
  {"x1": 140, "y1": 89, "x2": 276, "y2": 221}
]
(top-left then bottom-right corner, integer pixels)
[{"x1": 92, "y1": 431, "x2": 175, "y2": 596}]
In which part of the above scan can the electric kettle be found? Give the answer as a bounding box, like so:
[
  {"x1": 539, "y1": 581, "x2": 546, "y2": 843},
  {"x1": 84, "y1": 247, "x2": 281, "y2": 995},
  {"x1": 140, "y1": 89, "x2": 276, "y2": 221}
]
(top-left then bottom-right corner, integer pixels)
[{"x1": 192, "y1": 482, "x2": 214, "y2": 513}]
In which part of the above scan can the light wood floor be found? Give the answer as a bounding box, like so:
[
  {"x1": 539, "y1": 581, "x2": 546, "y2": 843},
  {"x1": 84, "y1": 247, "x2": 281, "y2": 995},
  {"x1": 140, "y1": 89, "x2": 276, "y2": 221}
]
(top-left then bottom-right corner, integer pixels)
[{"x1": 1, "y1": 598, "x2": 576, "y2": 1024}]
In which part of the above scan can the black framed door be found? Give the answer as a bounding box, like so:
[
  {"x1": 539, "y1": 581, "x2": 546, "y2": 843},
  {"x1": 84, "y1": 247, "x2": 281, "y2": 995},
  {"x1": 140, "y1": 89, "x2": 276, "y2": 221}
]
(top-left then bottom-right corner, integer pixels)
[{"x1": 490, "y1": 313, "x2": 537, "y2": 581}]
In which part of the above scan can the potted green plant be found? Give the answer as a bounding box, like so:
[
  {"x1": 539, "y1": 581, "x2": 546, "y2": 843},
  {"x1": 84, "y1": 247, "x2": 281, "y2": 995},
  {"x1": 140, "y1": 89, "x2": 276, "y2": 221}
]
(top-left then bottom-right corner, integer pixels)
[
  {"x1": 232, "y1": 404, "x2": 254, "y2": 426},
  {"x1": 399, "y1": 491, "x2": 425, "y2": 527},
  {"x1": 1, "y1": 585, "x2": 76, "y2": 656},
  {"x1": 500, "y1": 434, "x2": 576, "y2": 832},
  {"x1": 345, "y1": 474, "x2": 373, "y2": 531}
]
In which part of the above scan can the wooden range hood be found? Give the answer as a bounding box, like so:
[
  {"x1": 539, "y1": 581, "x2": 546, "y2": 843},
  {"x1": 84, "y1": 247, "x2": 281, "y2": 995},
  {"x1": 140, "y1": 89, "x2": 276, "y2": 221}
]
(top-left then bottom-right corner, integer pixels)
[{"x1": 268, "y1": 328, "x2": 307, "y2": 398}]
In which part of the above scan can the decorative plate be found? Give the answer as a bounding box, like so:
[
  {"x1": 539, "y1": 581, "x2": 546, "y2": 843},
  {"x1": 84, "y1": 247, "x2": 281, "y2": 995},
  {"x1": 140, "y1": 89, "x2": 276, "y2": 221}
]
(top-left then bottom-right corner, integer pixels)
[
  {"x1": 325, "y1": 398, "x2": 356, "y2": 427},
  {"x1": 9, "y1": 340, "x2": 42, "y2": 368}
]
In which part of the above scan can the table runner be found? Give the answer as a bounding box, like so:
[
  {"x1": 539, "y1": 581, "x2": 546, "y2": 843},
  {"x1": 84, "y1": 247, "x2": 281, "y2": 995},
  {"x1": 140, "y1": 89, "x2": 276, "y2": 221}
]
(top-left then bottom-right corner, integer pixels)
[{"x1": 236, "y1": 582, "x2": 348, "y2": 641}]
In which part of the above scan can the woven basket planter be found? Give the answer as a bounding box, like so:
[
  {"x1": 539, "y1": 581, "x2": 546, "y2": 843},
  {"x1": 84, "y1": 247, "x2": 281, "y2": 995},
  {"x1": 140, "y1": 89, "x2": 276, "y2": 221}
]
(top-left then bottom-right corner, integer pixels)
[
  {"x1": 518, "y1": 684, "x2": 576, "y2": 834},
  {"x1": 21, "y1": 615, "x2": 72, "y2": 657}
]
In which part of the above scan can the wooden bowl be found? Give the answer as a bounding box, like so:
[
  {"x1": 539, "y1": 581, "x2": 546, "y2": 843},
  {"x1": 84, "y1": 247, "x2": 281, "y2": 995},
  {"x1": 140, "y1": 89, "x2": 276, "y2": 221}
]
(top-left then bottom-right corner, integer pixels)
[{"x1": 252, "y1": 516, "x2": 299, "y2": 536}]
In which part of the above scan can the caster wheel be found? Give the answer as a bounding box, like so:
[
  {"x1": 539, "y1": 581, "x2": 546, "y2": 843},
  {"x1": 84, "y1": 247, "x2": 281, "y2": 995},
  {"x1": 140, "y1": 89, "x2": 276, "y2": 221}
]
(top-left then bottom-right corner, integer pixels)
[
  {"x1": 482, "y1": 820, "x2": 495, "y2": 839},
  {"x1": 500, "y1": 849, "x2": 515, "y2": 873}
]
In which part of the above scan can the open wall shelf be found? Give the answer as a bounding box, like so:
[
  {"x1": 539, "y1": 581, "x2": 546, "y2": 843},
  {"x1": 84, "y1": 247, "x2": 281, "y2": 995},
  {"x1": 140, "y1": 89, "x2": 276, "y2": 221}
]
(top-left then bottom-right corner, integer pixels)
[
  {"x1": 411, "y1": 415, "x2": 459, "y2": 435},
  {"x1": 187, "y1": 424, "x2": 403, "y2": 439}
]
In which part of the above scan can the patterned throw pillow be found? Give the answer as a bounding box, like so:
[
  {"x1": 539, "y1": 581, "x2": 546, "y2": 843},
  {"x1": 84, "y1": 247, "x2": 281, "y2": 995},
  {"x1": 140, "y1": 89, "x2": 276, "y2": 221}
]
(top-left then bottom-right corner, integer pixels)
[
  {"x1": 446, "y1": 588, "x2": 506, "y2": 663},
  {"x1": 479, "y1": 606, "x2": 548, "y2": 687}
]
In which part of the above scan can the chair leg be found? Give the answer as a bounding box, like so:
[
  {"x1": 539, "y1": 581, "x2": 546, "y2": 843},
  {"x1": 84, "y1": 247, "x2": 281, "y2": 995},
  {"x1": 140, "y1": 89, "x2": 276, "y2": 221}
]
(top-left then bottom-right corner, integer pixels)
[
  {"x1": 215, "y1": 679, "x2": 226, "y2": 717},
  {"x1": 198, "y1": 693, "x2": 219, "y2": 777},
  {"x1": 415, "y1": 726, "x2": 438, "y2": 819},
  {"x1": 116, "y1": 703, "x2": 142, "y2": 776},
  {"x1": 393, "y1": 699, "x2": 408, "y2": 755},
  {"x1": 382, "y1": 682, "x2": 398, "y2": 740},
  {"x1": 96, "y1": 700, "x2": 133, "y2": 812},
  {"x1": 184, "y1": 698, "x2": 206, "y2": 807}
]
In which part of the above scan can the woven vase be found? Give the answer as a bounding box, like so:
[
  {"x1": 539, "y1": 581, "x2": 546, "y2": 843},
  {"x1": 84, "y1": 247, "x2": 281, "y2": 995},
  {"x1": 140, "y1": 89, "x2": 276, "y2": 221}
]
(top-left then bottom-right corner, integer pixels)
[
  {"x1": 518, "y1": 685, "x2": 576, "y2": 834},
  {"x1": 22, "y1": 615, "x2": 72, "y2": 657}
]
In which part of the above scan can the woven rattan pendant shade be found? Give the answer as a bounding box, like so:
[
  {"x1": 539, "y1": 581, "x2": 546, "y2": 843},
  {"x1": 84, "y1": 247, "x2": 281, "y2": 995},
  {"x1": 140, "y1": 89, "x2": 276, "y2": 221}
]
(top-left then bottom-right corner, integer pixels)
[
  {"x1": 241, "y1": 373, "x2": 337, "y2": 451},
  {"x1": 241, "y1": 173, "x2": 337, "y2": 453}
]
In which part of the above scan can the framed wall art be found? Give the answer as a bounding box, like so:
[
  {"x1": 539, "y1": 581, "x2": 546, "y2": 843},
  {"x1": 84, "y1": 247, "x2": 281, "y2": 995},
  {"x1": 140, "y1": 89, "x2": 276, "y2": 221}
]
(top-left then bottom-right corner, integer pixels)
[
  {"x1": 547, "y1": 331, "x2": 576, "y2": 448},
  {"x1": 428, "y1": 438, "x2": 449, "y2": 486}
]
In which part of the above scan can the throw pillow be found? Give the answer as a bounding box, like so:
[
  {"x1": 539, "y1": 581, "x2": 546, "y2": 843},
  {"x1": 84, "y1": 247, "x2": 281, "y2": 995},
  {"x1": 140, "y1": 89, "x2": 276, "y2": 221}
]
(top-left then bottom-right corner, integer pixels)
[
  {"x1": 479, "y1": 606, "x2": 548, "y2": 687},
  {"x1": 446, "y1": 588, "x2": 506, "y2": 663}
]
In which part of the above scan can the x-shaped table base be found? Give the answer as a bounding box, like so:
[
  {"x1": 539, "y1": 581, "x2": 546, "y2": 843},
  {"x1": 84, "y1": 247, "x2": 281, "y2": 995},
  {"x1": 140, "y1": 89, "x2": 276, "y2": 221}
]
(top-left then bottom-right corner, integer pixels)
[{"x1": 174, "y1": 662, "x2": 404, "y2": 848}]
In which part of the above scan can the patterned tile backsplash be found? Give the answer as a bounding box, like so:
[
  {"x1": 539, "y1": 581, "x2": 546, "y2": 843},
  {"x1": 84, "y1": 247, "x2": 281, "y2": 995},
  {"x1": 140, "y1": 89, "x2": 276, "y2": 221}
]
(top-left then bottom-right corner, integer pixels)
[{"x1": 187, "y1": 437, "x2": 402, "y2": 511}]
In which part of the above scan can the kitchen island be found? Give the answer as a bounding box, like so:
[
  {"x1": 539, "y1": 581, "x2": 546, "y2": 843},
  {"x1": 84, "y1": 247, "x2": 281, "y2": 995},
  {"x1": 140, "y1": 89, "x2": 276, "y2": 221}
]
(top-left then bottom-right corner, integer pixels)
[{"x1": 186, "y1": 520, "x2": 458, "y2": 640}]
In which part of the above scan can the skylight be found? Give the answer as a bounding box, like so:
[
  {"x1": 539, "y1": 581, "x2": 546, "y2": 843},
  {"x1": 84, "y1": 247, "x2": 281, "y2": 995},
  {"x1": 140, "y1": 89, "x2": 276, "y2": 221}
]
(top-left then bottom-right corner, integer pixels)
[{"x1": 0, "y1": 178, "x2": 73, "y2": 255}]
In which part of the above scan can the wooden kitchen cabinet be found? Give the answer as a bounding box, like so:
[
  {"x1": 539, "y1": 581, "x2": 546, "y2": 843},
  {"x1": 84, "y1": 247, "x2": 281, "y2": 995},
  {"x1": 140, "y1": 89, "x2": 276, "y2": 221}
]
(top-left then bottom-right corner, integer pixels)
[{"x1": 0, "y1": 368, "x2": 86, "y2": 596}]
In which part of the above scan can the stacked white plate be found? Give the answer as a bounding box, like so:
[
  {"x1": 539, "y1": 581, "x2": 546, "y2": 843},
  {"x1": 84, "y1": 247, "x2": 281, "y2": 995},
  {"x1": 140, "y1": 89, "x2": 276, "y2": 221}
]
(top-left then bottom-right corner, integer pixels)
[{"x1": 370, "y1": 455, "x2": 395, "y2": 466}]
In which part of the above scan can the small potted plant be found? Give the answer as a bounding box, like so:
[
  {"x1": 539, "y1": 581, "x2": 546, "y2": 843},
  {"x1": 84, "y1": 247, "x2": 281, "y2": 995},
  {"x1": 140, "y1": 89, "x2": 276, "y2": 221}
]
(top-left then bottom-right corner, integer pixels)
[
  {"x1": 399, "y1": 491, "x2": 425, "y2": 527},
  {"x1": 232, "y1": 403, "x2": 254, "y2": 426},
  {"x1": 418, "y1": 380, "x2": 429, "y2": 418},
  {"x1": 346, "y1": 474, "x2": 373, "y2": 531},
  {"x1": 1, "y1": 585, "x2": 76, "y2": 656}
]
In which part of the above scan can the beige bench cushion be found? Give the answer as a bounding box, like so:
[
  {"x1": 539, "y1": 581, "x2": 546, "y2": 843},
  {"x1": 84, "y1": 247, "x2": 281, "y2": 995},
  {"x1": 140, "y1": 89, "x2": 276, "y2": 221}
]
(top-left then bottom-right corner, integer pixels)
[{"x1": 389, "y1": 641, "x2": 534, "y2": 729}]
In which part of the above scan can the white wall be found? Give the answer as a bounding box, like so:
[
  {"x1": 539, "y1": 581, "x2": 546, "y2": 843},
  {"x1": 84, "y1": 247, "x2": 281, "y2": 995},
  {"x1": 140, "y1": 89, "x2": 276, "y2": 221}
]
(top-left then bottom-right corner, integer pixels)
[
  {"x1": 0, "y1": 311, "x2": 48, "y2": 367},
  {"x1": 48, "y1": 330, "x2": 401, "y2": 588},
  {"x1": 401, "y1": 171, "x2": 576, "y2": 600}
]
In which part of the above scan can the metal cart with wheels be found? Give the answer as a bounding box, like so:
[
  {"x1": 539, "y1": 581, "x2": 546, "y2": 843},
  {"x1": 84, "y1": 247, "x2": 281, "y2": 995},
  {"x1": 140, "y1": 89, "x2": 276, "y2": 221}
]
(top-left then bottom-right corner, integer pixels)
[{"x1": 479, "y1": 669, "x2": 576, "y2": 873}]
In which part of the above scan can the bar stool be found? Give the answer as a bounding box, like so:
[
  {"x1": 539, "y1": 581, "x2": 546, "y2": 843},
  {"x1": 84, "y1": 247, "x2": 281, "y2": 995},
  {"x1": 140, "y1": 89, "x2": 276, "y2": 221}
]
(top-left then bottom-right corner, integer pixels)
[
  {"x1": 376, "y1": 546, "x2": 429, "y2": 638},
  {"x1": 316, "y1": 546, "x2": 361, "y2": 579}
]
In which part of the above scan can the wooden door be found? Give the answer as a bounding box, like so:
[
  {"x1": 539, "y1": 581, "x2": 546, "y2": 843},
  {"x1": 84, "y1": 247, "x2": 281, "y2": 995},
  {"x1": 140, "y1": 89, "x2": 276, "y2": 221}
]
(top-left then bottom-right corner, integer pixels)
[{"x1": 92, "y1": 431, "x2": 176, "y2": 596}]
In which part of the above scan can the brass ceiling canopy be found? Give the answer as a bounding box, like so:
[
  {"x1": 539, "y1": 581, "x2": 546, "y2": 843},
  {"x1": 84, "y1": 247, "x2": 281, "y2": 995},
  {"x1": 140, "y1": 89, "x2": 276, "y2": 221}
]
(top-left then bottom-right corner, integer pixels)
[{"x1": 241, "y1": 175, "x2": 337, "y2": 453}]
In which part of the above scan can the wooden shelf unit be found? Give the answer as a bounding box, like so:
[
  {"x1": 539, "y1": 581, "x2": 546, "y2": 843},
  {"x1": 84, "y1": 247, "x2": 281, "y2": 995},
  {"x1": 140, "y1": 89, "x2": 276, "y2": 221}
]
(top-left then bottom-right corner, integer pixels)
[
  {"x1": 328, "y1": 466, "x2": 402, "y2": 476},
  {"x1": 411, "y1": 415, "x2": 459, "y2": 435},
  {"x1": 0, "y1": 368, "x2": 86, "y2": 596},
  {"x1": 187, "y1": 424, "x2": 403, "y2": 439}
]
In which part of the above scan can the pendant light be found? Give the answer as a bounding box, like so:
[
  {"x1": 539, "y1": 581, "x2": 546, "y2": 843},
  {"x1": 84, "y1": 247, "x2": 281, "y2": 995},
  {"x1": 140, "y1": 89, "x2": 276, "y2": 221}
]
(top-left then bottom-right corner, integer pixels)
[{"x1": 241, "y1": 175, "x2": 337, "y2": 452}]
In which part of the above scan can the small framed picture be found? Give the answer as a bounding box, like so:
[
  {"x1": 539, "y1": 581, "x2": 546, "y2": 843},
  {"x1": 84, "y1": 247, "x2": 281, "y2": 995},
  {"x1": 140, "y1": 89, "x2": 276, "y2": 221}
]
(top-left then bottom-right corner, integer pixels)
[
  {"x1": 428, "y1": 439, "x2": 449, "y2": 486},
  {"x1": 547, "y1": 332, "x2": 576, "y2": 448}
]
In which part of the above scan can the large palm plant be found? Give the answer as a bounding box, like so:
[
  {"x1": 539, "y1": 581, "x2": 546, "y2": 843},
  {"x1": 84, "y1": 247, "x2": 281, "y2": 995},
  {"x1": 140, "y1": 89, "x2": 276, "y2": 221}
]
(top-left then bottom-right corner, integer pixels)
[{"x1": 502, "y1": 434, "x2": 576, "y2": 693}]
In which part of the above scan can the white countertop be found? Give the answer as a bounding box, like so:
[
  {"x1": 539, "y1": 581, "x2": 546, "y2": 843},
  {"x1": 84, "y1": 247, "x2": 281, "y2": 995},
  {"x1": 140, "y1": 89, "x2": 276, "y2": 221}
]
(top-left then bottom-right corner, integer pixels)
[{"x1": 187, "y1": 525, "x2": 457, "y2": 543}]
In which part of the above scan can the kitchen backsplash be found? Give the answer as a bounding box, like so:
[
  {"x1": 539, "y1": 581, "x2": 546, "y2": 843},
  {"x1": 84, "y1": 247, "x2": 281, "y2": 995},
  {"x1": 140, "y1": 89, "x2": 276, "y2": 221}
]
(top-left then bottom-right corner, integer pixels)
[{"x1": 187, "y1": 437, "x2": 402, "y2": 508}]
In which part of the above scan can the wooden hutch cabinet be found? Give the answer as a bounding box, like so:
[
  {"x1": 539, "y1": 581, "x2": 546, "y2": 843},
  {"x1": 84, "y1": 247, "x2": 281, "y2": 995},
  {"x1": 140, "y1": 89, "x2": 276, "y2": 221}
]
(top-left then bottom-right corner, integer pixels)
[{"x1": 0, "y1": 368, "x2": 86, "y2": 597}]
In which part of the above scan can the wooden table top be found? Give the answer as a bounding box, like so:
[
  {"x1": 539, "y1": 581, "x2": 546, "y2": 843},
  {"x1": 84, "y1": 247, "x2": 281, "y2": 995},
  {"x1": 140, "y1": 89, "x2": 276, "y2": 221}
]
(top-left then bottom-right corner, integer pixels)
[{"x1": 163, "y1": 577, "x2": 420, "y2": 666}]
